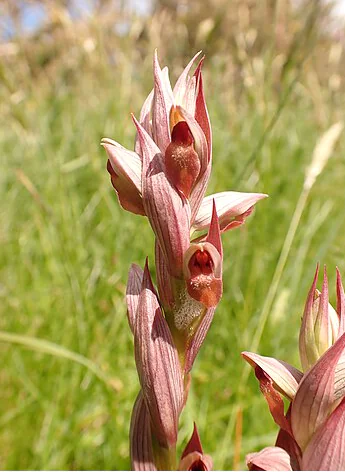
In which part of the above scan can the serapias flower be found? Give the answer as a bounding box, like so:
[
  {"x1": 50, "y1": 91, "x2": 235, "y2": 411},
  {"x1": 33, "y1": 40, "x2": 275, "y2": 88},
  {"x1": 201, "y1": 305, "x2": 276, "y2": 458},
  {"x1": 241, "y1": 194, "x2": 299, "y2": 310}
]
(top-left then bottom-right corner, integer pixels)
[
  {"x1": 243, "y1": 265, "x2": 345, "y2": 471},
  {"x1": 104, "y1": 51, "x2": 267, "y2": 470},
  {"x1": 102, "y1": 51, "x2": 267, "y2": 279}
]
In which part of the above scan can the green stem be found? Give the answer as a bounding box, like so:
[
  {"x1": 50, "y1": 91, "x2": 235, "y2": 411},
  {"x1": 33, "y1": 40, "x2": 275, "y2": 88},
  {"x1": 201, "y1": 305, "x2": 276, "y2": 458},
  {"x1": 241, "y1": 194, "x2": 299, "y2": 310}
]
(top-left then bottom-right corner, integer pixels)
[{"x1": 152, "y1": 438, "x2": 177, "y2": 471}]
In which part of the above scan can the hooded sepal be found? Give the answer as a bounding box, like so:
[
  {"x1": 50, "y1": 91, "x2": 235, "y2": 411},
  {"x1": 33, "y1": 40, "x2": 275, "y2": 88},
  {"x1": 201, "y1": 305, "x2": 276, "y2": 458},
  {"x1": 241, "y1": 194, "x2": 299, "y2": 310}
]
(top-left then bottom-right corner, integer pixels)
[
  {"x1": 130, "y1": 391, "x2": 157, "y2": 471},
  {"x1": 291, "y1": 331, "x2": 345, "y2": 451},
  {"x1": 134, "y1": 115, "x2": 191, "y2": 278},
  {"x1": 246, "y1": 447, "x2": 293, "y2": 471},
  {"x1": 103, "y1": 139, "x2": 145, "y2": 215},
  {"x1": 179, "y1": 423, "x2": 213, "y2": 471},
  {"x1": 134, "y1": 261, "x2": 184, "y2": 448}
]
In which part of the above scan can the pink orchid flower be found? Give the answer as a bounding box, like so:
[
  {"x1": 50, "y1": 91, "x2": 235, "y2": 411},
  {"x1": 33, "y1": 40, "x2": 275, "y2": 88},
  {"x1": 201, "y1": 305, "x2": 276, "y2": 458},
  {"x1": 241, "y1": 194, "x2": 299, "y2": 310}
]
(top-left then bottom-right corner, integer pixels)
[
  {"x1": 243, "y1": 265, "x2": 345, "y2": 471},
  {"x1": 104, "y1": 51, "x2": 267, "y2": 470},
  {"x1": 102, "y1": 51, "x2": 267, "y2": 279}
]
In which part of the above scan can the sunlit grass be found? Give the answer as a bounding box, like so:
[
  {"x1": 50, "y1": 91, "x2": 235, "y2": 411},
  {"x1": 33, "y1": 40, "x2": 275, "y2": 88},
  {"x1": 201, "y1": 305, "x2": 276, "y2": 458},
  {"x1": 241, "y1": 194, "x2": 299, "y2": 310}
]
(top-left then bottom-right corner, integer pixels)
[{"x1": 1, "y1": 34, "x2": 345, "y2": 470}]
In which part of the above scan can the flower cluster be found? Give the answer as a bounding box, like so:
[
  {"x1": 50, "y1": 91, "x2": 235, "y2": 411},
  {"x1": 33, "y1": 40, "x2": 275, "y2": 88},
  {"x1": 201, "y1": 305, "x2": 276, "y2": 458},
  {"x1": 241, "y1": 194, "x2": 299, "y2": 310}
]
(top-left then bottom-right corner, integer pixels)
[
  {"x1": 102, "y1": 51, "x2": 266, "y2": 470},
  {"x1": 243, "y1": 266, "x2": 345, "y2": 471}
]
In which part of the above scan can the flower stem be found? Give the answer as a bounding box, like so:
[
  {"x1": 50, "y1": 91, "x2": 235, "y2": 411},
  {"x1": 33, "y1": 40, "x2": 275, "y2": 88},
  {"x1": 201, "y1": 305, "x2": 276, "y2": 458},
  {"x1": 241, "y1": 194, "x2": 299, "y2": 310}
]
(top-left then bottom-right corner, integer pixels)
[{"x1": 152, "y1": 438, "x2": 177, "y2": 471}]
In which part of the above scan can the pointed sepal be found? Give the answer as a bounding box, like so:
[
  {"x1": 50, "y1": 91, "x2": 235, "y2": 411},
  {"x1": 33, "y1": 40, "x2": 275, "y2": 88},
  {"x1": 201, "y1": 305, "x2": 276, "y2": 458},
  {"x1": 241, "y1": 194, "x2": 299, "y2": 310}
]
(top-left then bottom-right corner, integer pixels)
[
  {"x1": 179, "y1": 423, "x2": 213, "y2": 471},
  {"x1": 133, "y1": 115, "x2": 191, "y2": 277},
  {"x1": 134, "y1": 261, "x2": 184, "y2": 447},
  {"x1": 130, "y1": 391, "x2": 157, "y2": 471}
]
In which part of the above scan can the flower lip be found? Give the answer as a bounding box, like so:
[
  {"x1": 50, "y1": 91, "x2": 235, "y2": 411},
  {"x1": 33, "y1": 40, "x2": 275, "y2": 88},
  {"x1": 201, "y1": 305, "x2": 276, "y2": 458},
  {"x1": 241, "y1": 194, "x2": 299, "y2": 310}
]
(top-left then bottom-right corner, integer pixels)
[
  {"x1": 189, "y1": 249, "x2": 213, "y2": 276},
  {"x1": 171, "y1": 121, "x2": 194, "y2": 146},
  {"x1": 184, "y1": 242, "x2": 221, "y2": 280}
]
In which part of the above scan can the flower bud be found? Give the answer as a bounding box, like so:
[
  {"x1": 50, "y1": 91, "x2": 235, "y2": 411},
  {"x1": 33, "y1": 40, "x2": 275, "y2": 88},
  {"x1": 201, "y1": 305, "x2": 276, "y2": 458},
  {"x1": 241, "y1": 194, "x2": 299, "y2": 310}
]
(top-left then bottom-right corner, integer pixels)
[
  {"x1": 299, "y1": 266, "x2": 339, "y2": 371},
  {"x1": 165, "y1": 121, "x2": 201, "y2": 198}
]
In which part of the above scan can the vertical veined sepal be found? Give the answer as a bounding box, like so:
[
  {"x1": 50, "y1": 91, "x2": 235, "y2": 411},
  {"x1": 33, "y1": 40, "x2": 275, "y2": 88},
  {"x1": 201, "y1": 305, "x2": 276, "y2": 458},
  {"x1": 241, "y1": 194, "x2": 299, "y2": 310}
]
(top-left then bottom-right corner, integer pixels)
[
  {"x1": 130, "y1": 391, "x2": 157, "y2": 471},
  {"x1": 133, "y1": 114, "x2": 191, "y2": 278},
  {"x1": 134, "y1": 260, "x2": 184, "y2": 448},
  {"x1": 292, "y1": 331, "x2": 345, "y2": 452}
]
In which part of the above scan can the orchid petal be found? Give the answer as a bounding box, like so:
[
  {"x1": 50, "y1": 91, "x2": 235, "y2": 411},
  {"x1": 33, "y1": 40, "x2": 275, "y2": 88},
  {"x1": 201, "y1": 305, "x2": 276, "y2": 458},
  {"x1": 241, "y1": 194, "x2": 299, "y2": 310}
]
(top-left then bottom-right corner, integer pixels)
[
  {"x1": 133, "y1": 115, "x2": 191, "y2": 277},
  {"x1": 246, "y1": 447, "x2": 293, "y2": 471},
  {"x1": 193, "y1": 192, "x2": 268, "y2": 233},
  {"x1": 152, "y1": 51, "x2": 173, "y2": 153},
  {"x1": 130, "y1": 391, "x2": 156, "y2": 471},
  {"x1": 126, "y1": 264, "x2": 144, "y2": 334},
  {"x1": 173, "y1": 51, "x2": 202, "y2": 107},
  {"x1": 291, "y1": 331, "x2": 345, "y2": 451},
  {"x1": 242, "y1": 352, "x2": 302, "y2": 401},
  {"x1": 302, "y1": 396, "x2": 345, "y2": 471},
  {"x1": 134, "y1": 262, "x2": 183, "y2": 447},
  {"x1": 185, "y1": 307, "x2": 215, "y2": 373},
  {"x1": 193, "y1": 61, "x2": 212, "y2": 160}
]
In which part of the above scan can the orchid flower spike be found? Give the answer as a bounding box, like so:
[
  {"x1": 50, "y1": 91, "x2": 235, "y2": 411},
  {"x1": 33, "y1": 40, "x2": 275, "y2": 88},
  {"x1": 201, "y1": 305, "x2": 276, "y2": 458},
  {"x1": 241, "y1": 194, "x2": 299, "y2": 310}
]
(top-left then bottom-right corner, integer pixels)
[
  {"x1": 103, "y1": 51, "x2": 267, "y2": 471},
  {"x1": 243, "y1": 265, "x2": 345, "y2": 471}
]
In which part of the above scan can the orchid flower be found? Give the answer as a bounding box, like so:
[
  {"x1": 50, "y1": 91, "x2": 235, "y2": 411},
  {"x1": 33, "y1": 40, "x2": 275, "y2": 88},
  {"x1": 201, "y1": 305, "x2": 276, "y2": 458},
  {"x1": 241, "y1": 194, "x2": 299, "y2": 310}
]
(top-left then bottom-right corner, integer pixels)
[
  {"x1": 103, "y1": 51, "x2": 267, "y2": 470},
  {"x1": 243, "y1": 265, "x2": 345, "y2": 471}
]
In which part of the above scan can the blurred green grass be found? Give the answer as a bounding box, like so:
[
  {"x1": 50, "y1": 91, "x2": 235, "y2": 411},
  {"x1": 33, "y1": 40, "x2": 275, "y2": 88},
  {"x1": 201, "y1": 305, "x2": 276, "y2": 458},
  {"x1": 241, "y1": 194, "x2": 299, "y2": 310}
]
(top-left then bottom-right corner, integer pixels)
[{"x1": 1, "y1": 1, "x2": 345, "y2": 470}]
